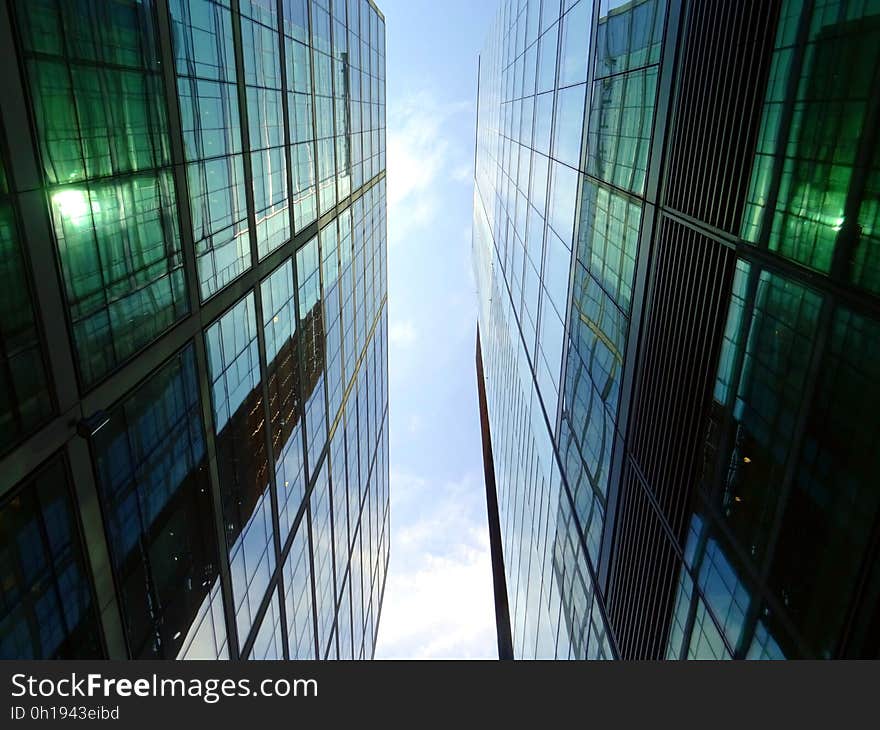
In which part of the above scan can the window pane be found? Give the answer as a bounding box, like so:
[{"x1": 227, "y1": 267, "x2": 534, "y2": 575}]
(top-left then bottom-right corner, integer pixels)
[
  {"x1": 284, "y1": 521, "x2": 315, "y2": 658},
  {"x1": 241, "y1": 11, "x2": 290, "y2": 258},
  {"x1": 0, "y1": 459, "x2": 103, "y2": 659},
  {"x1": 585, "y1": 66, "x2": 657, "y2": 196},
  {"x1": 171, "y1": 0, "x2": 252, "y2": 299},
  {"x1": 15, "y1": 0, "x2": 188, "y2": 384},
  {"x1": 297, "y1": 236, "x2": 328, "y2": 470},
  {"x1": 93, "y1": 344, "x2": 225, "y2": 659},
  {"x1": 0, "y1": 194, "x2": 52, "y2": 451},
  {"x1": 205, "y1": 294, "x2": 274, "y2": 643},
  {"x1": 594, "y1": 0, "x2": 666, "y2": 78},
  {"x1": 261, "y1": 259, "x2": 306, "y2": 544}
]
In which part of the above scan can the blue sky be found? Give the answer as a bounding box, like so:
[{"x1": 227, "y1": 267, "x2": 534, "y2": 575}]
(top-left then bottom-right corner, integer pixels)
[{"x1": 373, "y1": 0, "x2": 500, "y2": 659}]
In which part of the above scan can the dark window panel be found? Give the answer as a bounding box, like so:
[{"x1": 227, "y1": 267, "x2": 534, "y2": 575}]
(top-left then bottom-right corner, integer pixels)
[
  {"x1": 93, "y1": 344, "x2": 225, "y2": 659},
  {"x1": 0, "y1": 198, "x2": 53, "y2": 452},
  {"x1": 0, "y1": 458, "x2": 103, "y2": 659}
]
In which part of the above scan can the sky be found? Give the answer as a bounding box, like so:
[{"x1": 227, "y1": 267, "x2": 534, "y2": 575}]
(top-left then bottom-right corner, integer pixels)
[{"x1": 373, "y1": 0, "x2": 501, "y2": 659}]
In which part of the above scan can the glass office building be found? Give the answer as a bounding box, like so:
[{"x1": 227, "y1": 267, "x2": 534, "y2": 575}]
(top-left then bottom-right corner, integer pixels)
[
  {"x1": 0, "y1": 0, "x2": 388, "y2": 661},
  {"x1": 473, "y1": 0, "x2": 880, "y2": 659}
]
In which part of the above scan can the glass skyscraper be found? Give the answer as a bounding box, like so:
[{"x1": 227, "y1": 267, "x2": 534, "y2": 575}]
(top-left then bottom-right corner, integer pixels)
[
  {"x1": 473, "y1": 0, "x2": 880, "y2": 659},
  {"x1": 0, "y1": 0, "x2": 388, "y2": 661}
]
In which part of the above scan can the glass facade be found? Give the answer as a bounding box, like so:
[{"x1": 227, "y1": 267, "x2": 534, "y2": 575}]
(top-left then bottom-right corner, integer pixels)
[
  {"x1": 171, "y1": 0, "x2": 252, "y2": 299},
  {"x1": 474, "y1": 0, "x2": 880, "y2": 659},
  {"x1": 16, "y1": 0, "x2": 188, "y2": 386},
  {"x1": 0, "y1": 132, "x2": 53, "y2": 454},
  {"x1": 93, "y1": 344, "x2": 223, "y2": 659},
  {"x1": 0, "y1": 0, "x2": 387, "y2": 660},
  {"x1": 0, "y1": 459, "x2": 103, "y2": 659}
]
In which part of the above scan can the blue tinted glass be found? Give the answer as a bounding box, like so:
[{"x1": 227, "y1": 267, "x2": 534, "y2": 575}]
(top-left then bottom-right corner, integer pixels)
[
  {"x1": 94, "y1": 345, "x2": 225, "y2": 658},
  {"x1": 205, "y1": 294, "x2": 274, "y2": 643},
  {"x1": 0, "y1": 459, "x2": 103, "y2": 659}
]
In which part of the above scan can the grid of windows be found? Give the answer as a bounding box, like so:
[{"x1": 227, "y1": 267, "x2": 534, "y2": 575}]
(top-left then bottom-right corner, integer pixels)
[
  {"x1": 0, "y1": 138, "x2": 53, "y2": 453},
  {"x1": 0, "y1": 0, "x2": 387, "y2": 661},
  {"x1": 93, "y1": 344, "x2": 223, "y2": 659},
  {"x1": 741, "y1": 0, "x2": 880, "y2": 291},
  {"x1": 16, "y1": 0, "x2": 188, "y2": 386},
  {"x1": 686, "y1": 257, "x2": 880, "y2": 659},
  {"x1": 249, "y1": 588, "x2": 284, "y2": 659},
  {"x1": 660, "y1": 2, "x2": 880, "y2": 661},
  {"x1": 283, "y1": 517, "x2": 315, "y2": 658},
  {"x1": 241, "y1": 0, "x2": 291, "y2": 258},
  {"x1": 0, "y1": 458, "x2": 103, "y2": 659},
  {"x1": 284, "y1": 0, "x2": 319, "y2": 231},
  {"x1": 474, "y1": 0, "x2": 667, "y2": 660},
  {"x1": 262, "y1": 258, "x2": 306, "y2": 543},
  {"x1": 475, "y1": 0, "x2": 880, "y2": 660},
  {"x1": 205, "y1": 293, "x2": 275, "y2": 641},
  {"x1": 171, "y1": 0, "x2": 252, "y2": 299},
  {"x1": 296, "y1": 235, "x2": 328, "y2": 471}
]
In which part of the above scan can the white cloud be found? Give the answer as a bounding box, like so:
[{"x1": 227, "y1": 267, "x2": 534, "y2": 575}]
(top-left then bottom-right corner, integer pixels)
[
  {"x1": 389, "y1": 319, "x2": 418, "y2": 347},
  {"x1": 377, "y1": 549, "x2": 496, "y2": 659},
  {"x1": 452, "y1": 163, "x2": 473, "y2": 183},
  {"x1": 375, "y1": 470, "x2": 497, "y2": 659},
  {"x1": 386, "y1": 93, "x2": 473, "y2": 247}
]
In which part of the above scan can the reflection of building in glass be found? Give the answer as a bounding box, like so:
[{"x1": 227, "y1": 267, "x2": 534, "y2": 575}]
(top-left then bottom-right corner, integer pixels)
[
  {"x1": 474, "y1": 0, "x2": 880, "y2": 659},
  {"x1": 0, "y1": 0, "x2": 388, "y2": 661}
]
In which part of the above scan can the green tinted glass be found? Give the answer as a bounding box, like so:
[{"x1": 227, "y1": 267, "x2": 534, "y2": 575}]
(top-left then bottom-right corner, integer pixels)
[
  {"x1": 0, "y1": 202, "x2": 53, "y2": 450},
  {"x1": 585, "y1": 66, "x2": 657, "y2": 195},
  {"x1": 741, "y1": 0, "x2": 880, "y2": 291},
  {"x1": 16, "y1": 0, "x2": 186, "y2": 384}
]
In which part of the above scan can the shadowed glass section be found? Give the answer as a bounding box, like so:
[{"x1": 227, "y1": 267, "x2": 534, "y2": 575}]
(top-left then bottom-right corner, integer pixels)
[
  {"x1": 339, "y1": 206, "x2": 356, "y2": 385},
  {"x1": 321, "y1": 218, "x2": 345, "y2": 423},
  {"x1": 693, "y1": 254, "x2": 880, "y2": 658},
  {"x1": 741, "y1": 0, "x2": 880, "y2": 294},
  {"x1": 711, "y1": 264, "x2": 822, "y2": 565},
  {"x1": 768, "y1": 306, "x2": 880, "y2": 656},
  {"x1": 666, "y1": 515, "x2": 772, "y2": 661},
  {"x1": 0, "y1": 155, "x2": 52, "y2": 452},
  {"x1": 15, "y1": 0, "x2": 187, "y2": 385},
  {"x1": 0, "y1": 459, "x2": 103, "y2": 659},
  {"x1": 93, "y1": 344, "x2": 226, "y2": 659},
  {"x1": 296, "y1": 236, "x2": 327, "y2": 471}
]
